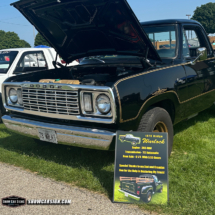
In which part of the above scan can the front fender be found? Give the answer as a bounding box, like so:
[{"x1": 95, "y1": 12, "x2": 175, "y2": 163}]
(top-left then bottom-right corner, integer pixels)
[
  {"x1": 141, "y1": 185, "x2": 153, "y2": 194},
  {"x1": 116, "y1": 90, "x2": 180, "y2": 131},
  {"x1": 114, "y1": 64, "x2": 187, "y2": 130}
]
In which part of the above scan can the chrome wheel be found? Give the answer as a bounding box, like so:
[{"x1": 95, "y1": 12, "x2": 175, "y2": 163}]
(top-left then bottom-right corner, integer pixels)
[
  {"x1": 148, "y1": 192, "x2": 152, "y2": 202},
  {"x1": 153, "y1": 121, "x2": 168, "y2": 133}
]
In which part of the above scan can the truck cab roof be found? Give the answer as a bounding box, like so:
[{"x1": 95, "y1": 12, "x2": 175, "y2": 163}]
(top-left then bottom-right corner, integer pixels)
[
  {"x1": 0, "y1": 47, "x2": 55, "y2": 52},
  {"x1": 141, "y1": 19, "x2": 201, "y2": 26}
]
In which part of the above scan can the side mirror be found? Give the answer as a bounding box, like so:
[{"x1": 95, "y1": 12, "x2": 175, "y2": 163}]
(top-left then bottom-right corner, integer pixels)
[{"x1": 191, "y1": 47, "x2": 207, "y2": 65}]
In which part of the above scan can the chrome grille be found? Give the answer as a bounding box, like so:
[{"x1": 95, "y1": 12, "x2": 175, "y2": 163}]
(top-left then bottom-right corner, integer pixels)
[{"x1": 22, "y1": 88, "x2": 80, "y2": 115}]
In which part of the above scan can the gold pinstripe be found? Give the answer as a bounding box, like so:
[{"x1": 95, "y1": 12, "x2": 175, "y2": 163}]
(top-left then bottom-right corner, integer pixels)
[{"x1": 114, "y1": 57, "x2": 215, "y2": 123}]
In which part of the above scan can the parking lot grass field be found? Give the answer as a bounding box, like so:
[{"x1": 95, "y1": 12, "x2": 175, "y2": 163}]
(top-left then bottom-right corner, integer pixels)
[{"x1": 1, "y1": 105, "x2": 215, "y2": 214}]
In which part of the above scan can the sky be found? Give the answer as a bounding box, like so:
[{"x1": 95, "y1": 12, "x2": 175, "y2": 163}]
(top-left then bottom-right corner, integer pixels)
[{"x1": 0, "y1": 0, "x2": 212, "y2": 47}]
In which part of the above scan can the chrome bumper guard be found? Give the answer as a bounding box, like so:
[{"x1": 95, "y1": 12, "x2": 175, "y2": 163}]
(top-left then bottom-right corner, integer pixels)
[
  {"x1": 2, "y1": 115, "x2": 116, "y2": 150},
  {"x1": 118, "y1": 189, "x2": 140, "y2": 201}
]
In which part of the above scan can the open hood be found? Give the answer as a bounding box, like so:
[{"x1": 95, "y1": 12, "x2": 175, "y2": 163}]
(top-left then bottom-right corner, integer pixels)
[{"x1": 12, "y1": 0, "x2": 161, "y2": 63}]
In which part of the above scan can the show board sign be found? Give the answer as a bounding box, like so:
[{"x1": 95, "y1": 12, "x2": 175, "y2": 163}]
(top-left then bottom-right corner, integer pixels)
[{"x1": 113, "y1": 131, "x2": 168, "y2": 204}]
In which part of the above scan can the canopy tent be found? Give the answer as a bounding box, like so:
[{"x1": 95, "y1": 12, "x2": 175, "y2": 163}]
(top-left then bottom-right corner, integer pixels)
[{"x1": 34, "y1": 45, "x2": 50, "y2": 48}]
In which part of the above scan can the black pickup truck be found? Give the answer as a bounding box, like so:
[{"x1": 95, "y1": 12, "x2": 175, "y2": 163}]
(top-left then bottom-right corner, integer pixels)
[
  {"x1": 2, "y1": 0, "x2": 215, "y2": 156},
  {"x1": 119, "y1": 174, "x2": 163, "y2": 203},
  {"x1": 119, "y1": 134, "x2": 141, "y2": 146}
]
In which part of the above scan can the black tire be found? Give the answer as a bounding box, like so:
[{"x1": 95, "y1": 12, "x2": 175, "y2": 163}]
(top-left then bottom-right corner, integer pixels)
[
  {"x1": 141, "y1": 190, "x2": 152, "y2": 203},
  {"x1": 137, "y1": 107, "x2": 173, "y2": 157},
  {"x1": 131, "y1": 141, "x2": 136, "y2": 146},
  {"x1": 0, "y1": 104, "x2": 4, "y2": 123},
  {"x1": 158, "y1": 186, "x2": 163, "y2": 193},
  {"x1": 0, "y1": 99, "x2": 7, "y2": 123}
]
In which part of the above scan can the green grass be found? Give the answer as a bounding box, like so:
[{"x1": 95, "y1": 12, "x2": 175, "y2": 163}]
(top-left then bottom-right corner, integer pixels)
[
  {"x1": 1, "y1": 106, "x2": 215, "y2": 214},
  {"x1": 148, "y1": 183, "x2": 167, "y2": 205}
]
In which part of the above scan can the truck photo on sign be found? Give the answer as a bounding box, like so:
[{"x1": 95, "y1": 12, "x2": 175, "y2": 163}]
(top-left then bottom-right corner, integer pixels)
[{"x1": 113, "y1": 131, "x2": 168, "y2": 204}]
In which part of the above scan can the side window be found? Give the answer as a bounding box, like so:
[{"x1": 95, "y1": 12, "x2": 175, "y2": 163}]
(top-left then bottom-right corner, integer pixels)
[
  {"x1": 184, "y1": 30, "x2": 200, "y2": 48},
  {"x1": 14, "y1": 51, "x2": 48, "y2": 73},
  {"x1": 183, "y1": 25, "x2": 212, "y2": 58}
]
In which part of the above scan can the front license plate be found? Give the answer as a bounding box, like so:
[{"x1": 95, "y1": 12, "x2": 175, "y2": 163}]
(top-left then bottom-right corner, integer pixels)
[{"x1": 38, "y1": 128, "x2": 58, "y2": 144}]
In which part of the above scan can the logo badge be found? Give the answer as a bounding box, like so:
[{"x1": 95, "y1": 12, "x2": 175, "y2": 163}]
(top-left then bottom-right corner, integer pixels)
[
  {"x1": 2, "y1": 196, "x2": 26, "y2": 207},
  {"x1": 23, "y1": 84, "x2": 63, "y2": 89}
]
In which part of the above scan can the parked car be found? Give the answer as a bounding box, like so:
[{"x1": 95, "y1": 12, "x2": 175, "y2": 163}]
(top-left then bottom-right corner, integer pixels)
[
  {"x1": 0, "y1": 47, "x2": 78, "y2": 122},
  {"x1": 159, "y1": 44, "x2": 170, "y2": 49},
  {"x1": 119, "y1": 174, "x2": 163, "y2": 203},
  {"x1": 2, "y1": 0, "x2": 215, "y2": 156}
]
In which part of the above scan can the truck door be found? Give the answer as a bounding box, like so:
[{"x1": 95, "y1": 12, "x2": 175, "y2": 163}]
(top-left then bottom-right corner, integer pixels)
[
  {"x1": 143, "y1": 24, "x2": 188, "y2": 104},
  {"x1": 182, "y1": 24, "x2": 215, "y2": 116},
  {"x1": 13, "y1": 51, "x2": 48, "y2": 74}
]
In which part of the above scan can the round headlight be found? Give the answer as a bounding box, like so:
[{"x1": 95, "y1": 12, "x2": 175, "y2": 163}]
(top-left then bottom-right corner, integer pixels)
[
  {"x1": 9, "y1": 88, "x2": 18, "y2": 103},
  {"x1": 96, "y1": 94, "x2": 111, "y2": 114}
]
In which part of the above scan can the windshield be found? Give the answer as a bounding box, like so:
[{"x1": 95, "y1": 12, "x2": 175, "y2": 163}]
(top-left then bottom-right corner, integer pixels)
[
  {"x1": 0, "y1": 51, "x2": 18, "y2": 74},
  {"x1": 80, "y1": 25, "x2": 177, "y2": 63},
  {"x1": 143, "y1": 25, "x2": 177, "y2": 58}
]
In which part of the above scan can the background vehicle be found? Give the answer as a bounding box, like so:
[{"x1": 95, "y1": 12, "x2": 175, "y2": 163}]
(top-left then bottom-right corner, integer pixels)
[
  {"x1": 119, "y1": 175, "x2": 163, "y2": 203},
  {"x1": 0, "y1": 47, "x2": 78, "y2": 122}
]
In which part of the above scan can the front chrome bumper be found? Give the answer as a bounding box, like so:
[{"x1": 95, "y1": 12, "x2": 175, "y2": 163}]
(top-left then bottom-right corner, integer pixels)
[{"x1": 2, "y1": 115, "x2": 116, "y2": 150}]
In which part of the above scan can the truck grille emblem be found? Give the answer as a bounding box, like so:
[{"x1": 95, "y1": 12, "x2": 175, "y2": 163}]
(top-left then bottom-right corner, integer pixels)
[{"x1": 24, "y1": 84, "x2": 63, "y2": 89}]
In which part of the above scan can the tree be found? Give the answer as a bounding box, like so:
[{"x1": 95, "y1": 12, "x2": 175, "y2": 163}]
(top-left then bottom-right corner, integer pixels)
[
  {"x1": 0, "y1": 30, "x2": 31, "y2": 49},
  {"x1": 192, "y1": 2, "x2": 215, "y2": 34},
  {"x1": 34, "y1": 33, "x2": 50, "y2": 47},
  {"x1": 19, "y1": 40, "x2": 31, "y2": 48}
]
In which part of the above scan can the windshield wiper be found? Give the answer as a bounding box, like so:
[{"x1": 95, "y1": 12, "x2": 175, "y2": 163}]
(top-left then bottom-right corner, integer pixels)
[
  {"x1": 139, "y1": 57, "x2": 153, "y2": 68},
  {"x1": 139, "y1": 47, "x2": 153, "y2": 69}
]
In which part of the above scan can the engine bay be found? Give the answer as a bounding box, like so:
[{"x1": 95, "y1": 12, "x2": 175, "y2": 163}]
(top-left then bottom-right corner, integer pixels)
[
  {"x1": 69, "y1": 66, "x2": 143, "y2": 86},
  {"x1": 8, "y1": 65, "x2": 144, "y2": 87}
]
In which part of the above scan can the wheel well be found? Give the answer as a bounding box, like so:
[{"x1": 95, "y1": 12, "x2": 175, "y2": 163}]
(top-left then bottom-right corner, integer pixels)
[
  {"x1": 0, "y1": 94, "x2": 3, "y2": 111},
  {"x1": 0, "y1": 93, "x2": 6, "y2": 116},
  {"x1": 148, "y1": 99, "x2": 175, "y2": 123}
]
